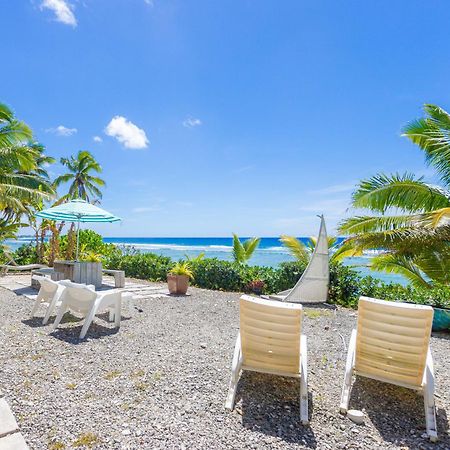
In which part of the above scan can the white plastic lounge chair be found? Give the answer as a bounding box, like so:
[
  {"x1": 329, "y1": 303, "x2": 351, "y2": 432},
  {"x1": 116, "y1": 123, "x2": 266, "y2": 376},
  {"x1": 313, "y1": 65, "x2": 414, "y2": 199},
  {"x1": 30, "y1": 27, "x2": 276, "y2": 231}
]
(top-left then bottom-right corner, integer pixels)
[
  {"x1": 30, "y1": 275, "x2": 69, "y2": 325},
  {"x1": 52, "y1": 280, "x2": 123, "y2": 339},
  {"x1": 340, "y1": 296, "x2": 437, "y2": 442},
  {"x1": 225, "y1": 295, "x2": 309, "y2": 424},
  {"x1": 269, "y1": 215, "x2": 329, "y2": 303},
  {"x1": 1, "y1": 259, "x2": 48, "y2": 275}
]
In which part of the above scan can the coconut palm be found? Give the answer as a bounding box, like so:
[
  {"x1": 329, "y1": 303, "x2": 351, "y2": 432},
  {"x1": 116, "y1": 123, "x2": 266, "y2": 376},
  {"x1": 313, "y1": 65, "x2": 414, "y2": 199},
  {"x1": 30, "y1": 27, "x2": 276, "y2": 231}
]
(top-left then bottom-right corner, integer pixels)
[
  {"x1": 232, "y1": 234, "x2": 261, "y2": 264},
  {"x1": 0, "y1": 103, "x2": 54, "y2": 218},
  {"x1": 280, "y1": 235, "x2": 338, "y2": 263},
  {"x1": 54, "y1": 150, "x2": 105, "y2": 202},
  {"x1": 338, "y1": 104, "x2": 450, "y2": 286}
]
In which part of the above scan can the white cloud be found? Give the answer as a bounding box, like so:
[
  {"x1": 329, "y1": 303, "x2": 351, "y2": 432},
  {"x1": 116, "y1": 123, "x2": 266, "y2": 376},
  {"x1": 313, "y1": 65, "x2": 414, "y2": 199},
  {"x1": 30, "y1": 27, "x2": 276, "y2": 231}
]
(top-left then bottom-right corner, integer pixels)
[
  {"x1": 40, "y1": 0, "x2": 77, "y2": 27},
  {"x1": 309, "y1": 182, "x2": 356, "y2": 195},
  {"x1": 176, "y1": 201, "x2": 193, "y2": 207},
  {"x1": 144, "y1": 0, "x2": 154, "y2": 6},
  {"x1": 46, "y1": 125, "x2": 77, "y2": 136},
  {"x1": 105, "y1": 116, "x2": 149, "y2": 149},
  {"x1": 182, "y1": 117, "x2": 202, "y2": 128},
  {"x1": 132, "y1": 206, "x2": 160, "y2": 213},
  {"x1": 93, "y1": 136, "x2": 103, "y2": 143}
]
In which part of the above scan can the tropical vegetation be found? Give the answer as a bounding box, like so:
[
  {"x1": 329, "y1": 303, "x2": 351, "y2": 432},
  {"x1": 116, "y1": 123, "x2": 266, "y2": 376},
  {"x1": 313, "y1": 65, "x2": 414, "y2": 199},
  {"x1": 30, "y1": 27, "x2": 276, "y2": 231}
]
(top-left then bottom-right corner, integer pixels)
[
  {"x1": 54, "y1": 150, "x2": 105, "y2": 203},
  {"x1": 280, "y1": 234, "x2": 338, "y2": 263},
  {"x1": 232, "y1": 234, "x2": 261, "y2": 264},
  {"x1": 0, "y1": 102, "x2": 106, "y2": 265},
  {"x1": 0, "y1": 103, "x2": 54, "y2": 221},
  {"x1": 338, "y1": 104, "x2": 450, "y2": 288}
]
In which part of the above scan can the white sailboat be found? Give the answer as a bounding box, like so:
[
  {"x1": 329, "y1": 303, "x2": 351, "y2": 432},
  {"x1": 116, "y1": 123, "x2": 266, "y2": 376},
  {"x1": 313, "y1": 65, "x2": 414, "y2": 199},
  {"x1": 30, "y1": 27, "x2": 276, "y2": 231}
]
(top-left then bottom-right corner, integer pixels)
[{"x1": 270, "y1": 215, "x2": 329, "y2": 303}]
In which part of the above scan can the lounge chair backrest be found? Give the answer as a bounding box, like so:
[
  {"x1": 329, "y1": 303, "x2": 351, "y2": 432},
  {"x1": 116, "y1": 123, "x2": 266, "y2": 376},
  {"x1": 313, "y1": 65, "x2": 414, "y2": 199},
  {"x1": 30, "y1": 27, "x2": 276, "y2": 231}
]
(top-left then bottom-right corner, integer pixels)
[
  {"x1": 355, "y1": 296, "x2": 434, "y2": 388},
  {"x1": 239, "y1": 295, "x2": 303, "y2": 376},
  {"x1": 59, "y1": 280, "x2": 97, "y2": 313},
  {"x1": 32, "y1": 275, "x2": 59, "y2": 295}
]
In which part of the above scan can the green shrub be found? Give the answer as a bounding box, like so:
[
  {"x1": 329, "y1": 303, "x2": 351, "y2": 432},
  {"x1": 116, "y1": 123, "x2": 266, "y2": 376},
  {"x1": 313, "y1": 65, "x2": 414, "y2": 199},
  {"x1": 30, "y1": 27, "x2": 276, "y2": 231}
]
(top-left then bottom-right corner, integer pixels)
[
  {"x1": 60, "y1": 229, "x2": 117, "y2": 258},
  {"x1": 104, "y1": 249, "x2": 173, "y2": 282},
  {"x1": 12, "y1": 243, "x2": 39, "y2": 265},
  {"x1": 189, "y1": 258, "x2": 243, "y2": 291},
  {"x1": 360, "y1": 282, "x2": 450, "y2": 309}
]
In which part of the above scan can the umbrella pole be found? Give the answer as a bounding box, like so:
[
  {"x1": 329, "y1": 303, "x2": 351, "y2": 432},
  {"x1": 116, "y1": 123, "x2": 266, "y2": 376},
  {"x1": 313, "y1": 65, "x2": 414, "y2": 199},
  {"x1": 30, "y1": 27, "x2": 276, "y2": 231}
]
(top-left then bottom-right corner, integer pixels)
[{"x1": 76, "y1": 220, "x2": 80, "y2": 261}]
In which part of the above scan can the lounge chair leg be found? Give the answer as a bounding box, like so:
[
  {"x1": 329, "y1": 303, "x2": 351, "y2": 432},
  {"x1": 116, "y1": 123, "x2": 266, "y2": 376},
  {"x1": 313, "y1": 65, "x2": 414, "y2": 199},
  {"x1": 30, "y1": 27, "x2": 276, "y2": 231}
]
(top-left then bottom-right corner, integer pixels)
[
  {"x1": 52, "y1": 302, "x2": 68, "y2": 332},
  {"x1": 113, "y1": 295, "x2": 121, "y2": 327},
  {"x1": 43, "y1": 294, "x2": 60, "y2": 325},
  {"x1": 80, "y1": 305, "x2": 98, "y2": 339},
  {"x1": 424, "y1": 349, "x2": 438, "y2": 442},
  {"x1": 300, "y1": 335, "x2": 309, "y2": 424},
  {"x1": 225, "y1": 333, "x2": 242, "y2": 411},
  {"x1": 30, "y1": 293, "x2": 44, "y2": 318},
  {"x1": 340, "y1": 329, "x2": 356, "y2": 414},
  {"x1": 42, "y1": 302, "x2": 54, "y2": 325}
]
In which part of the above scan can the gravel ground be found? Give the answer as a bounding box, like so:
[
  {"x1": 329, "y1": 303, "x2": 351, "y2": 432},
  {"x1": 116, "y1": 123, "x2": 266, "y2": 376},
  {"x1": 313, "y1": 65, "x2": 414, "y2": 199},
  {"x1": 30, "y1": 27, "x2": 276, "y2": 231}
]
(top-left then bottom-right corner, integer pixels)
[{"x1": 0, "y1": 282, "x2": 449, "y2": 450}]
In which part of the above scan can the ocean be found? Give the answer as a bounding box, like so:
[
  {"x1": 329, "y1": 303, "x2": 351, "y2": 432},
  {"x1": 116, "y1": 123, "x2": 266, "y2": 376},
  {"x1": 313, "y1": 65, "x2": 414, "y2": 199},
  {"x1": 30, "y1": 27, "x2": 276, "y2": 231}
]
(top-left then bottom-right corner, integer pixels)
[{"x1": 5, "y1": 236, "x2": 406, "y2": 285}]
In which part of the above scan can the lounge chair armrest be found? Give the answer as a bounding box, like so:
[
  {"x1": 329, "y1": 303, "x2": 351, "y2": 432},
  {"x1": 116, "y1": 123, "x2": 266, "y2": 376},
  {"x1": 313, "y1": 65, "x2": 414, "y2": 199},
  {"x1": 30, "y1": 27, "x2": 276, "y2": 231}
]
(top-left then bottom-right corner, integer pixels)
[{"x1": 96, "y1": 290, "x2": 122, "y2": 310}]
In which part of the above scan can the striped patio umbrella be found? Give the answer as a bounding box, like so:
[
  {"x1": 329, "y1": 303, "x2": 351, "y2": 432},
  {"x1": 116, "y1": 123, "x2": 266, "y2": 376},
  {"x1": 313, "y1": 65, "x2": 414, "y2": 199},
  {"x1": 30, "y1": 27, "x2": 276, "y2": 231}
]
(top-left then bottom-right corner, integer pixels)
[{"x1": 36, "y1": 199, "x2": 121, "y2": 260}]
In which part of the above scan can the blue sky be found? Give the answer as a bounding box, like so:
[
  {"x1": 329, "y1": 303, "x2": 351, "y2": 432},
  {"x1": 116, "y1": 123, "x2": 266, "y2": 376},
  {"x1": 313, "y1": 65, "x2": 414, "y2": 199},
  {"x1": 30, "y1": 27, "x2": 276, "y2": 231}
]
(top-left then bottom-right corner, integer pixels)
[{"x1": 2, "y1": 1, "x2": 450, "y2": 236}]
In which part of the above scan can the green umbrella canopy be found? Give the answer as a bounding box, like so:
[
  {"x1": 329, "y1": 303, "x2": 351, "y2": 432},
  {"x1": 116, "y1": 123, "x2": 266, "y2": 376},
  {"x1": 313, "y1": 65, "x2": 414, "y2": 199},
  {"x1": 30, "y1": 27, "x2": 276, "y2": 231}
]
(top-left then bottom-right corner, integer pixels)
[
  {"x1": 36, "y1": 199, "x2": 121, "y2": 260},
  {"x1": 36, "y1": 199, "x2": 121, "y2": 223}
]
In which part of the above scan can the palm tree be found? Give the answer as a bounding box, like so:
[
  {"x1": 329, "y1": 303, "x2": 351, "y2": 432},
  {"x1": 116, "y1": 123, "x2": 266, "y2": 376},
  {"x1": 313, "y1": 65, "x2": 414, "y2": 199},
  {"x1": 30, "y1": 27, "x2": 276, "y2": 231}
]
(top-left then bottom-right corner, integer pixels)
[
  {"x1": 54, "y1": 150, "x2": 105, "y2": 202},
  {"x1": 280, "y1": 235, "x2": 338, "y2": 263},
  {"x1": 0, "y1": 103, "x2": 54, "y2": 219},
  {"x1": 337, "y1": 104, "x2": 450, "y2": 287},
  {"x1": 232, "y1": 234, "x2": 261, "y2": 264}
]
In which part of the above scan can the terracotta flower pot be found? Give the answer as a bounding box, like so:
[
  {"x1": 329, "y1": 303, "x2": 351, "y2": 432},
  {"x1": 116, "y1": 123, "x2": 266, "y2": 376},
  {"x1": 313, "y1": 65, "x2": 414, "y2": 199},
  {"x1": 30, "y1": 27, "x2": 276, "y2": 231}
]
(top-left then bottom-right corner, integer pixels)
[{"x1": 167, "y1": 274, "x2": 189, "y2": 295}]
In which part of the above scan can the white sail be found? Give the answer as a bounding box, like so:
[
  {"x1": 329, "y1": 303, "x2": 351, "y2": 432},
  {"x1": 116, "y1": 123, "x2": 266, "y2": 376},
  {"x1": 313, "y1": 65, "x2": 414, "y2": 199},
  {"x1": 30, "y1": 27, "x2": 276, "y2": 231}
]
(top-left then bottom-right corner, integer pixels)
[{"x1": 281, "y1": 215, "x2": 329, "y2": 304}]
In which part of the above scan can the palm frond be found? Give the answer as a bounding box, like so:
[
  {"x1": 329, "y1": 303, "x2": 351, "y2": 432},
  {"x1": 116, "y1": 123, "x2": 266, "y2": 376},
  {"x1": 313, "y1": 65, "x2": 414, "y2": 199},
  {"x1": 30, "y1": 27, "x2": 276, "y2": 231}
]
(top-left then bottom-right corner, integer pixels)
[
  {"x1": 232, "y1": 234, "x2": 246, "y2": 263},
  {"x1": 279, "y1": 235, "x2": 309, "y2": 263},
  {"x1": 370, "y1": 254, "x2": 431, "y2": 288},
  {"x1": 242, "y1": 237, "x2": 261, "y2": 260},
  {"x1": 351, "y1": 173, "x2": 449, "y2": 213}
]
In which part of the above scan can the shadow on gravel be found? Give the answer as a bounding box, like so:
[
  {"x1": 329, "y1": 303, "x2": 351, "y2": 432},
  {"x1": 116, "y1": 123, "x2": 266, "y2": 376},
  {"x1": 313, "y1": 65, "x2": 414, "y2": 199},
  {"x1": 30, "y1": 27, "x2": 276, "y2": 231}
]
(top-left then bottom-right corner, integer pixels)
[
  {"x1": 49, "y1": 323, "x2": 121, "y2": 344},
  {"x1": 237, "y1": 372, "x2": 317, "y2": 448},
  {"x1": 432, "y1": 331, "x2": 450, "y2": 340},
  {"x1": 350, "y1": 377, "x2": 449, "y2": 447},
  {"x1": 13, "y1": 287, "x2": 36, "y2": 296}
]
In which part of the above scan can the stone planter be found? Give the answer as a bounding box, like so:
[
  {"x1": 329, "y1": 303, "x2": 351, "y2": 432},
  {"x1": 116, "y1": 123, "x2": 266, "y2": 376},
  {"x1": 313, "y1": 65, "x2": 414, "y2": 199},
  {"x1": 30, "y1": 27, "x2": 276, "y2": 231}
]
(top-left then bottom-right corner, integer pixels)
[
  {"x1": 54, "y1": 260, "x2": 103, "y2": 288},
  {"x1": 167, "y1": 274, "x2": 189, "y2": 295},
  {"x1": 432, "y1": 307, "x2": 450, "y2": 332}
]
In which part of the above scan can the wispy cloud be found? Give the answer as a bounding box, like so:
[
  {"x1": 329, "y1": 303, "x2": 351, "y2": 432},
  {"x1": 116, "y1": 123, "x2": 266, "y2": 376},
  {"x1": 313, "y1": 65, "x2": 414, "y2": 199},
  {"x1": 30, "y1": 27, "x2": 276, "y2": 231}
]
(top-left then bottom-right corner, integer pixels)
[
  {"x1": 93, "y1": 136, "x2": 103, "y2": 143},
  {"x1": 144, "y1": 0, "x2": 154, "y2": 6},
  {"x1": 182, "y1": 117, "x2": 202, "y2": 128},
  {"x1": 105, "y1": 116, "x2": 149, "y2": 149},
  {"x1": 309, "y1": 182, "x2": 356, "y2": 195},
  {"x1": 46, "y1": 125, "x2": 77, "y2": 136},
  {"x1": 40, "y1": 0, "x2": 77, "y2": 27},
  {"x1": 176, "y1": 201, "x2": 193, "y2": 207},
  {"x1": 232, "y1": 165, "x2": 255, "y2": 174},
  {"x1": 132, "y1": 206, "x2": 160, "y2": 213}
]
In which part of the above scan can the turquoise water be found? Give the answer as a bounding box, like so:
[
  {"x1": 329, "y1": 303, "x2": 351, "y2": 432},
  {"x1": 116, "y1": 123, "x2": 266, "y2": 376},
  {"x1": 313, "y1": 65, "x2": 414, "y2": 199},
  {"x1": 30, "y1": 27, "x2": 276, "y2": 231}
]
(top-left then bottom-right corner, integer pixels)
[{"x1": 5, "y1": 236, "x2": 407, "y2": 285}]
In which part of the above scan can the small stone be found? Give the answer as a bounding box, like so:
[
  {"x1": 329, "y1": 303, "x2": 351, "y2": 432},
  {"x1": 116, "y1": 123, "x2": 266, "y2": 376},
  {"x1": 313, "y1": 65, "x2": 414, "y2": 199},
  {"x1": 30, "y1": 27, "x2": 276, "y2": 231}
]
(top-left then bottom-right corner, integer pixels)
[
  {"x1": 122, "y1": 429, "x2": 131, "y2": 435},
  {"x1": 200, "y1": 343, "x2": 207, "y2": 349}
]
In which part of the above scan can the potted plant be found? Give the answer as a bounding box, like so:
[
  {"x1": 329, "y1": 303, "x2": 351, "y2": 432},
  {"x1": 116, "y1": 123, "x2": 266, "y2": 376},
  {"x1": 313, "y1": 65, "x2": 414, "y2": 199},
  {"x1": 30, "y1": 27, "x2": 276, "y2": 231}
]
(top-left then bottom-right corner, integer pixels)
[
  {"x1": 246, "y1": 279, "x2": 265, "y2": 295},
  {"x1": 167, "y1": 261, "x2": 194, "y2": 295}
]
